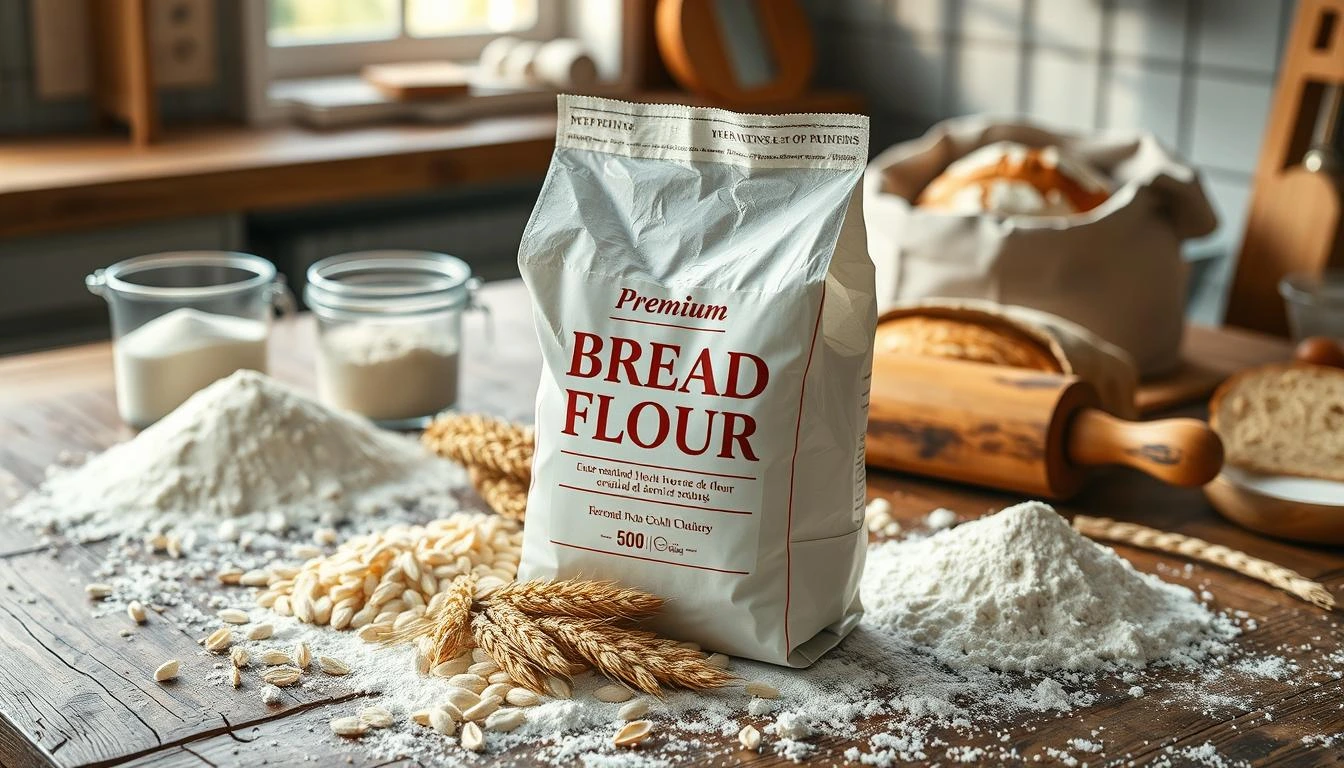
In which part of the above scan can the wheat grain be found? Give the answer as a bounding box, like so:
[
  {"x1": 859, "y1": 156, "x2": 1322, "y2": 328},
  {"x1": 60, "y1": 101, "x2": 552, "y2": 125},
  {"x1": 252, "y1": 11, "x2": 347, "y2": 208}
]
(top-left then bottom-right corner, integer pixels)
[
  {"x1": 204, "y1": 627, "x2": 233, "y2": 653},
  {"x1": 462, "y1": 695, "x2": 502, "y2": 722},
  {"x1": 85, "y1": 583, "x2": 113, "y2": 600},
  {"x1": 481, "y1": 682, "x2": 512, "y2": 702},
  {"x1": 330, "y1": 716, "x2": 367, "y2": 737},
  {"x1": 485, "y1": 708, "x2": 525, "y2": 732},
  {"x1": 230, "y1": 667, "x2": 242, "y2": 689},
  {"x1": 506, "y1": 688, "x2": 540, "y2": 707},
  {"x1": 261, "y1": 666, "x2": 301, "y2": 686},
  {"x1": 613, "y1": 720, "x2": 653, "y2": 748},
  {"x1": 705, "y1": 653, "x2": 730, "y2": 669},
  {"x1": 359, "y1": 706, "x2": 394, "y2": 729},
  {"x1": 445, "y1": 687, "x2": 480, "y2": 711},
  {"x1": 258, "y1": 649, "x2": 292, "y2": 665},
  {"x1": 126, "y1": 600, "x2": 147, "y2": 624},
  {"x1": 154, "y1": 660, "x2": 180, "y2": 682},
  {"x1": 447, "y1": 673, "x2": 488, "y2": 693},
  {"x1": 429, "y1": 707, "x2": 456, "y2": 736},
  {"x1": 294, "y1": 641, "x2": 311, "y2": 670},
  {"x1": 618, "y1": 700, "x2": 649, "y2": 721},
  {"x1": 246, "y1": 623, "x2": 274, "y2": 641},
  {"x1": 318, "y1": 656, "x2": 351, "y2": 676},
  {"x1": 217, "y1": 608, "x2": 249, "y2": 624},
  {"x1": 230, "y1": 647, "x2": 249, "y2": 668},
  {"x1": 460, "y1": 721, "x2": 485, "y2": 752},
  {"x1": 594, "y1": 684, "x2": 633, "y2": 703}
]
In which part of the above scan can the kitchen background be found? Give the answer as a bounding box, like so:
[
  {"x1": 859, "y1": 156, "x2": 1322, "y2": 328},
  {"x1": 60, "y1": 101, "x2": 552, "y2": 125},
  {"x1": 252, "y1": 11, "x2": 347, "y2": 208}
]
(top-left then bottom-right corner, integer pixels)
[{"x1": 0, "y1": 0, "x2": 1295, "y2": 350}]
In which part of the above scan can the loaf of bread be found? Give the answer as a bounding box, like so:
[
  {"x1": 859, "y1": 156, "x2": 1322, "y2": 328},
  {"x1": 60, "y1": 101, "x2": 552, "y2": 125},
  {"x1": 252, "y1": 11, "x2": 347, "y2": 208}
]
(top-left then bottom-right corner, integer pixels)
[
  {"x1": 874, "y1": 316, "x2": 1061, "y2": 372},
  {"x1": 1210, "y1": 363, "x2": 1344, "y2": 483},
  {"x1": 917, "y1": 141, "x2": 1112, "y2": 216},
  {"x1": 876, "y1": 301, "x2": 1139, "y2": 417}
]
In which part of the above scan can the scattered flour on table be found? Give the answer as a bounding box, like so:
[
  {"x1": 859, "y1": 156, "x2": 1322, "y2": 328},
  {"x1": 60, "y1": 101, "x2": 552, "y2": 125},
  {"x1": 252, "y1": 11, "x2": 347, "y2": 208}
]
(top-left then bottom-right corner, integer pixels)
[
  {"x1": 18, "y1": 477, "x2": 1331, "y2": 768},
  {"x1": 863, "y1": 502, "x2": 1238, "y2": 673},
  {"x1": 9, "y1": 370, "x2": 462, "y2": 541}
]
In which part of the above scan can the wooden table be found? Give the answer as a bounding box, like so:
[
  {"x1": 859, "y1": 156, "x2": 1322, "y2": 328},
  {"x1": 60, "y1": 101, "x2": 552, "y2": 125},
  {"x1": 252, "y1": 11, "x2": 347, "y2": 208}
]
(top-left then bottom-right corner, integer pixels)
[{"x1": 0, "y1": 281, "x2": 1339, "y2": 767}]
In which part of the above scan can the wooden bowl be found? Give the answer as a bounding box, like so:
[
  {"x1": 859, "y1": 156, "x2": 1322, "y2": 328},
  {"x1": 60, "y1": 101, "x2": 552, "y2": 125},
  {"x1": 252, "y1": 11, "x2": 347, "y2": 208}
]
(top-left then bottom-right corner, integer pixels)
[{"x1": 1205, "y1": 466, "x2": 1344, "y2": 545}]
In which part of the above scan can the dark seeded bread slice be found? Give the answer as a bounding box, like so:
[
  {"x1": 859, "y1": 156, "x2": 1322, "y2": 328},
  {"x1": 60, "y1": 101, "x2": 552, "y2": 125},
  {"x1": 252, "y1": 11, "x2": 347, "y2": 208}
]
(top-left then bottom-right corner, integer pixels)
[{"x1": 1209, "y1": 363, "x2": 1344, "y2": 483}]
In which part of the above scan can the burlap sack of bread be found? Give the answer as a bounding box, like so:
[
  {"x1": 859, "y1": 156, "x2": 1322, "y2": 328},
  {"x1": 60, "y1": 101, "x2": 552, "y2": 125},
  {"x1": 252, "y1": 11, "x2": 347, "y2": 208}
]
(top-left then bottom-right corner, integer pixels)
[
  {"x1": 865, "y1": 116, "x2": 1217, "y2": 378},
  {"x1": 877, "y1": 300, "x2": 1140, "y2": 418}
]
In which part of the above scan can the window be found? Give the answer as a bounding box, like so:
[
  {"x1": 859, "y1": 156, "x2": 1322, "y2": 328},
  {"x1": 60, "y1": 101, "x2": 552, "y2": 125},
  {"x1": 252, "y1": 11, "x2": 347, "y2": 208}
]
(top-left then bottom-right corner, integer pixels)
[{"x1": 266, "y1": 0, "x2": 559, "y2": 79}]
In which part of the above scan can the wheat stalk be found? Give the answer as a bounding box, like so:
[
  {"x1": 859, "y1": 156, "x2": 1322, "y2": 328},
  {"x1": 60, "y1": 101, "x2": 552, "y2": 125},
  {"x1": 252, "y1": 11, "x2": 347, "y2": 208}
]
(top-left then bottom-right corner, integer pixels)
[
  {"x1": 492, "y1": 579, "x2": 664, "y2": 621},
  {"x1": 535, "y1": 615, "x2": 734, "y2": 695},
  {"x1": 471, "y1": 612, "x2": 555, "y2": 694},
  {"x1": 1073, "y1": 515, "x2": 1337, "y2": 611}
]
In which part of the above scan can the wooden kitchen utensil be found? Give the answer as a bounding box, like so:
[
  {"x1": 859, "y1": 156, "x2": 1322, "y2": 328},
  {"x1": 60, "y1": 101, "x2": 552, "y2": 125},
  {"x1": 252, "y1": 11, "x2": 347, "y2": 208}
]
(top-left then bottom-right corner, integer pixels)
[
  {"x1": 1225, "y1": 0, "x2": 1344, "y2": 335},
  {"x1": 866, "y1": 354, "x2": 1224, "y2": 499}
]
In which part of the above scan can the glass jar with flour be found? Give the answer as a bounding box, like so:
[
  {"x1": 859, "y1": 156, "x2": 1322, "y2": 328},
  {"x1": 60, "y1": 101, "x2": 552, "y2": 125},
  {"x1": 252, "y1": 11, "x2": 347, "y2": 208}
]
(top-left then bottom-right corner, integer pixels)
[
  {"x1": 305, "y1": 251, "x2": 480, "y2": 429},
  {"x1": 86, "y1": 251, "x2": 293, "y2": 429}
]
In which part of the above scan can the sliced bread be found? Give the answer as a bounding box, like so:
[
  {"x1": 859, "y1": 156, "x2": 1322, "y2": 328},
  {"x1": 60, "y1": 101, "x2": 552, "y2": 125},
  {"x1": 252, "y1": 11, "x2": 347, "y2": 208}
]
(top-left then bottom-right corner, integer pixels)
[{"x1": 1209, "y1": 363, "x2": 1344, "y2": 483}]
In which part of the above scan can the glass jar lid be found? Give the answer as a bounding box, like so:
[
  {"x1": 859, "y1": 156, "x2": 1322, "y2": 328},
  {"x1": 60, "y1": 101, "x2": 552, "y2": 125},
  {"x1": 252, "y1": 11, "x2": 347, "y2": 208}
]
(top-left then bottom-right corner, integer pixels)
[
  {"x1": 87, "y1": 251, "x2": 276, "y2": 301},
  {"x1": 305, "y1": 251, "x2": 475, "y2": 318}
]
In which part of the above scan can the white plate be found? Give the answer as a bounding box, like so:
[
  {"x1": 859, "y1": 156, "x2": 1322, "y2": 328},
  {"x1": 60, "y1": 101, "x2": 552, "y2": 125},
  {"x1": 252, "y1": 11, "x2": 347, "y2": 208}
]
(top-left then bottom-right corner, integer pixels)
[{"x1": 1221, "y1": 465, "x2": 1344, "y2": 507}]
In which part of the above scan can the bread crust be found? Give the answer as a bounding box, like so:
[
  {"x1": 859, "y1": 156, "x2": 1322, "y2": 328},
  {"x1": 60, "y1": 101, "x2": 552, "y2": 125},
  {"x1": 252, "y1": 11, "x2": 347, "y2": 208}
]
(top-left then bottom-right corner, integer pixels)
[
  {"x1": 875, "y1": 315, "x2": 1061, "y2": 372},
  {"x1": 1209, "y1": 362, "x2": 1344, "y2": 482}
]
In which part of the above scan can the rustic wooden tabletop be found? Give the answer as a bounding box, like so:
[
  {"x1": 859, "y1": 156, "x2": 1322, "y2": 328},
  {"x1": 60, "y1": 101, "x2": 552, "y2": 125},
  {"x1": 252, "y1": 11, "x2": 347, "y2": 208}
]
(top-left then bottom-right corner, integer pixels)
[{"x1": 0, "y1": 280, "x2": 1339, "y2": 768}]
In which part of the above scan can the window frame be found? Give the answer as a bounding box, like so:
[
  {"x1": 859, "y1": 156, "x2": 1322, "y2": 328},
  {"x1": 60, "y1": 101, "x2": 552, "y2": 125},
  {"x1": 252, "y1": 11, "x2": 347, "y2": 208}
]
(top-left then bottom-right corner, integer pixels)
[{"x1": 264, "y1": 0, "x2": 564, "y2": 80}]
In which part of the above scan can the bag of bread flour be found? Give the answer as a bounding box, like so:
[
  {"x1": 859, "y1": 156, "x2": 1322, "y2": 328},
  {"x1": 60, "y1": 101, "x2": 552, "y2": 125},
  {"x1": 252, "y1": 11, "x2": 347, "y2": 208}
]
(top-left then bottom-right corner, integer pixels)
[{"x1": 517, "y1": 95, "x2": 873, "y2": 666}]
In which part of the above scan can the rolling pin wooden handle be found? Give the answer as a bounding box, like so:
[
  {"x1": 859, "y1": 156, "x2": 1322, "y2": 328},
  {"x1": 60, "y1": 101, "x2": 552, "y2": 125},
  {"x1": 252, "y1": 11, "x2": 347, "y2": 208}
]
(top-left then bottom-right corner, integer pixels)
[{"x1": 1066, "y1": 409, "x2": 1225, "y2": 487}]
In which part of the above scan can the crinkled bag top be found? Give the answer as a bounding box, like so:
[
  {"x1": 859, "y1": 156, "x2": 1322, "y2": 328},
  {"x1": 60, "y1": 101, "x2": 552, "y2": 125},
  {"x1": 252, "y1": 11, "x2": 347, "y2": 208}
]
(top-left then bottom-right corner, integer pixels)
[{"x1": 517, "y1": 95, "x2": 874, "y2": 666}]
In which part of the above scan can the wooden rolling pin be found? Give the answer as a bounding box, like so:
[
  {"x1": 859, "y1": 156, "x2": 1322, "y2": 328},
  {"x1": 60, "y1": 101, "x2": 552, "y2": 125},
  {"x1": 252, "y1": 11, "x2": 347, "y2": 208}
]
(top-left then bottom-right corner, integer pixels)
[{"x1": 866, "y1": 354, "x2": 1225, "y2": 499}]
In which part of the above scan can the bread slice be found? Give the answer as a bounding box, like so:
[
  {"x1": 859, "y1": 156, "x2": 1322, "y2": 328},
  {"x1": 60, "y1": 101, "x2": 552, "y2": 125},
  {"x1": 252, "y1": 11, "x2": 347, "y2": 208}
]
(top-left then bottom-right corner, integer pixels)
[{"x1": 1209, "y1": 363, "x2": 1344, "y2": 482}]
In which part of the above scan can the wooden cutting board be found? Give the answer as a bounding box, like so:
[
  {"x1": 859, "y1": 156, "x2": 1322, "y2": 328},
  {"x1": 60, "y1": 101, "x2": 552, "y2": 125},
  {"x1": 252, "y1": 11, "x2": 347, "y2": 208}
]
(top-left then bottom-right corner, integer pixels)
[{"x1": 1135, "y1": 325, "x2": 1291, "y2": 414}]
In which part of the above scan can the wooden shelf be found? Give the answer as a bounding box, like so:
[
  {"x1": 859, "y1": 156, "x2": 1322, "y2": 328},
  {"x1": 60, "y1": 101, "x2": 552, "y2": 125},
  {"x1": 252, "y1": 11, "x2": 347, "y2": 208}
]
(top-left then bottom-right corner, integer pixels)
[
  {"x1": 0, "y1": 116, "x2": 558, "y2": 240},
  {"x1": 0, "y1": 89, "x2": 866, "y2": 241}
]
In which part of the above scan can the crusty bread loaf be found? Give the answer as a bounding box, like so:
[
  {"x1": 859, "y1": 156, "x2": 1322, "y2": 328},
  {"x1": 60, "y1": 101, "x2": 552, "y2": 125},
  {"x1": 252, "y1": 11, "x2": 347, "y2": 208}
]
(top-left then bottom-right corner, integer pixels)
[
  {"x1": 876, "y1": 301, "x2": 1139, "y2": 417},
  {"x1": 1210, "y1": 363, "x2": 1344, "y2": 483},
  {"x1": 874, "y1": 316, "x2": 1062, "y2": 372},
  {"x1": 917, "y1": 141, "x2": 1112, "y2": 216}
]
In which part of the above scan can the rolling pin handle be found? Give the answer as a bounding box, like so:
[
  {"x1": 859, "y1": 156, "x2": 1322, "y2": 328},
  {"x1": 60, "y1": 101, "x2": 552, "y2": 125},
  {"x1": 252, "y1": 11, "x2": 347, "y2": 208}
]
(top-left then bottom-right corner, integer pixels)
[{"x1": 1066, "y1": 409, "x2": 1225, "y2": 487}]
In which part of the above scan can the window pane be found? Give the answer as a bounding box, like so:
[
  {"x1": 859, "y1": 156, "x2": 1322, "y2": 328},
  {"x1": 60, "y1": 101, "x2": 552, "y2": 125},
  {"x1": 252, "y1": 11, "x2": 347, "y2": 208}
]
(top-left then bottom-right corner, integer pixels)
[
  {"x1": 405, "y1": 0, "x2": 538, "y2": 37},
  {"x1": 269, "y1": 0, "x2": 401, "y2": 46}
]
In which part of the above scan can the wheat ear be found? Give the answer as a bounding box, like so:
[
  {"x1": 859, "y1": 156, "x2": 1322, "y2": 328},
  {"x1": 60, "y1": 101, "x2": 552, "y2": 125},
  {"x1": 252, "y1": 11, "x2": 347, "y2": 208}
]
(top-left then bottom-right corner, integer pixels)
[
  {"x1": 471, "y1": 612, "x2": 555, "y2": 694},
  {"x1": 491, "y1": 579, "x2": 664, "y2": 621},
  {"x1": 483, "y1": 604, "x2": 574, "y2": 677},
  {"x1": 423, "y1": 414, "x2": 533, "y2": 483},
  {"x1": 535, "y1": 616, "x2": 733, "y2": 695},
  {"x1": 389, "y1": 573, "x2": 476, "y2": 661},
  {"x1": 467, "y1": 467, "x2": 529, "y2": 521},
  {"x1": 1073, "y1": 515, "x2": 1336, "y2": 611}
]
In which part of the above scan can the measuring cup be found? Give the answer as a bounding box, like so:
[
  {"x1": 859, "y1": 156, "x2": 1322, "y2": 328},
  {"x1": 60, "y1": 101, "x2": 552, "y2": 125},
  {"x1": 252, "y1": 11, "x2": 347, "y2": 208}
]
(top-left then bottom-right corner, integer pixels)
[{"x1": 86, "y1": 251, "x2": 294, "y2": 428}]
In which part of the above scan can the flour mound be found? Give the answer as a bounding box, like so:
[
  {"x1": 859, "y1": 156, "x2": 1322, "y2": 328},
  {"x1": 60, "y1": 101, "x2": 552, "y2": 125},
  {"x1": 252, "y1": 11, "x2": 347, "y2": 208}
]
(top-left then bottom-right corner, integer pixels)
[
  {"x1": 863, "y1": 501, "x2": 1236, "y2": 672},
  {"x1": 13, "y1": 370, "x2": 458, "y2": 538}
]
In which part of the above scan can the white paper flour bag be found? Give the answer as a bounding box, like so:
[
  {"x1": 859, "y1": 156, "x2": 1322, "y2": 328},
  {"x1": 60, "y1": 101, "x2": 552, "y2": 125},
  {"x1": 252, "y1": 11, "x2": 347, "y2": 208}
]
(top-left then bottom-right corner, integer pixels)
[{"x1": 517, "y1": 95, "x2": 874, "y2": 666}]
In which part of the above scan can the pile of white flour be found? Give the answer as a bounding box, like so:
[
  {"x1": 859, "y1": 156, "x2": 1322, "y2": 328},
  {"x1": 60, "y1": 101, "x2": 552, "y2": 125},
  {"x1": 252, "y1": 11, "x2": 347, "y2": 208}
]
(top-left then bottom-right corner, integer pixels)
[
  {"x1": 12, "y1": 369, "x2": 461, "y2": 540},
  {"x1": 863, "y1": 502, "x2": 1237, "y2": 672}
]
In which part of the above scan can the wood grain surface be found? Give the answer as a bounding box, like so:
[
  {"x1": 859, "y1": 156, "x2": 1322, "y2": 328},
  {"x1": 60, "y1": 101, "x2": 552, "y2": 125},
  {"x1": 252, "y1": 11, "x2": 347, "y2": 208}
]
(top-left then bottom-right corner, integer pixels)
[{"x1": 0, "y1": 281, "x2": 1341, "y2": 767}]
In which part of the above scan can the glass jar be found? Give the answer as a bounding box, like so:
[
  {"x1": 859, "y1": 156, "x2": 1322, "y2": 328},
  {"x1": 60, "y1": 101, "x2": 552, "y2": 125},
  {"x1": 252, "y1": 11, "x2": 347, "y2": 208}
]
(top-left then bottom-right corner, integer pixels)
[
  {"x1": 305, "y1": 251, "x2": 482, "y2": 430},
  {"x1": 1280, "y1": 271, "x2": 1344, "y2": 341},
  {"x1": 86, "y1": 251, "x2": 294, "y2": 428}
]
